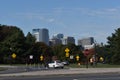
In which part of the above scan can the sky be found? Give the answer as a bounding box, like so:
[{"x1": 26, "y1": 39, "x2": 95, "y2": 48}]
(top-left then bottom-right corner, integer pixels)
[{"x1": 0, "y1": 0, "x2": 120, "y2": 44}]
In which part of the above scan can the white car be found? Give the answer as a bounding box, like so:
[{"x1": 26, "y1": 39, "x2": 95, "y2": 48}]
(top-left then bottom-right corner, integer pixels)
[{"x1": 48, "y1": 60, "x2": 64, "y2": 69}]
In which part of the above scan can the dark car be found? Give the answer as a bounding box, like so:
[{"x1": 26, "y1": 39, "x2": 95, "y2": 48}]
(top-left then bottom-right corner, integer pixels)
[{"x1": 62, "y1": 61, "x2": 69, "y2": 66}]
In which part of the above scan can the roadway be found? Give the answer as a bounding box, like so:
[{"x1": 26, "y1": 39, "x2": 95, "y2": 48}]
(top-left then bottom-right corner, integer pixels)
[
  {"x1": 0, "y1": 73, "x2": 120, "y2": 80},
  {"x1": 0, "y1": 65, "x2": 120, "y2": 80}
]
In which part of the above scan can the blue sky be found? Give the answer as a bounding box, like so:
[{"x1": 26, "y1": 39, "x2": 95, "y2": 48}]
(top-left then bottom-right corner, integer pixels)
[{"x1": 0, "y1": 0, "x2": 120, "y2": 44}]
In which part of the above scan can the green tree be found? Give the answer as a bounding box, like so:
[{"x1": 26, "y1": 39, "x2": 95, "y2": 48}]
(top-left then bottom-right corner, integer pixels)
[
  {"x1": 28, "y1": 42, "x2": 53, "y2": 64},
  {"x1": 24, "y1": 32, "x2": 35, "y2": 57},
  {"x1": 107, "y1": 28, "x2": 120, "y2": 64},
  {"x1": 52, "y1": 43, "x2": 84, "y2": 63},
  {"x1": 52, "y1": 44, "x2": 66, "y2": 60},
  {"x1": 0, "y1": 25, "x2": 25, "y2": 63}
]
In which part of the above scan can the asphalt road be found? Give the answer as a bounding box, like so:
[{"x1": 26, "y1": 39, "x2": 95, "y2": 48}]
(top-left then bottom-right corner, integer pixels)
[{"x1": 0, "y1": 73, "x2": 120, "y2": 80}]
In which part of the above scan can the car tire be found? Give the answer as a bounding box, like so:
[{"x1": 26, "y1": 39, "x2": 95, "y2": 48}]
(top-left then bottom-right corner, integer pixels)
[
  {"x1": 53, "y1": 65, "x2": 56, "y2": 69},
  {"x1": 61, "y1": 67, "x2": 64, "y2": 69}
]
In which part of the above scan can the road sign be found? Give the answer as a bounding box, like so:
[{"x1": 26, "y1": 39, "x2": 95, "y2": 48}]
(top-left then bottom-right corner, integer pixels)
[
  {"x1": 70, "y1": 55, "x2": 74, "y2": 59},
  {"x1": 40, "y1": 55, "x2": 44, "y2": 61},
  {"x1": 12, "y1": 53, "x2": 16, "y2": 59},
  {"x1": 66, "y1": 52, "x2": 69, "y2": 57},
  {"x1": 29, "y1": 55, "x2": 33, "y2": 59},
  {"x1": 65, "y1": 48, "x2": 70, "y2": 53},
  {"x1": 100, "y1": 57, "x2": 104, "y2": 62},
  {"x1": 83, "y1": 49, "x2": 89, "y2": 56},
  {"x1": 76, "y1": 55, "x2": 80, "y2": 61}
]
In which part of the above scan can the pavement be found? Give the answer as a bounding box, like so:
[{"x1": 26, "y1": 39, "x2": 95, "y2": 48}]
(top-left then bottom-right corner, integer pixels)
[{"x1": 0, "y1": 65, "x2": 120, "y2": 76}]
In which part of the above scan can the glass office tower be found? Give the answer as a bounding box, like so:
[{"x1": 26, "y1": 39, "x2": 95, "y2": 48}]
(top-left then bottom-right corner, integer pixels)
[{"x1": 32, "y1": 28, "x2": 49, "y2": 45}]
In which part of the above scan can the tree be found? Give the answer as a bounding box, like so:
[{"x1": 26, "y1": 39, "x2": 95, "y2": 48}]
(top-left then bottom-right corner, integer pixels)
[
  {"x1": 107, "y1": 28, "x2": 120, "y2": 64},
  {"x1": 0, "y1": 25, "x2": 25, "y2": 63},
  {"x1": 27, "y1": 42, "x2": 53, "y2": 64},
  {"x1": 24, "y1": 32, "x2": 35, "y2": 57},
  {"x1": 52, "y1": 43, "x2": 84, "y2": 63},
  {"x1": 52, "y1": 44, "x2": 66, "y2": 60}
]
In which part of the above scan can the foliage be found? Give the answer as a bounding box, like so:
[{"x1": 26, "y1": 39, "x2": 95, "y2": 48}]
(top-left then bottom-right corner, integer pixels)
[
  {"x1": 0, "y1": 25, "x2": 53, "y2": 64},
  {"x1": 28, "y1": 42, "x2": 53, "y2": 64},
  {"x1": 3, "y1": 24, "x2": 120, "y2": 65},
  {"x1": 107, "y1": 28, "x2": 120, "y2": 64},
  {"x1": 52, "y1": 43, "x2": 84, "y2": 63},
  {"x1": 0, "y1": 25, "x2": 26, "y2": 63}
]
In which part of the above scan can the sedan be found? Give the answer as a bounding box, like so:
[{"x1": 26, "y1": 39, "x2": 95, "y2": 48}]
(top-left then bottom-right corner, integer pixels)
[{"x1": 48, "y1": 60, "x2": 64, "y2": 69}]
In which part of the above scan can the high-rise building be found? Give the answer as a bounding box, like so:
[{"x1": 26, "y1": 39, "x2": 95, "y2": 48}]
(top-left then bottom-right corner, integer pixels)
[
  {"x1": 32, "y1": 29, "x2": 40, "y2": 42},
  {"x1": 32, "y1": 28, "x2": 49, "y2": 45},
  {"x1": 49, "y1": 33, "x2": 63, "y2": 46},
  {"x1": 78, "y1": 37, "x2": 94, "y2": 47},
  {"x1": 62, "y1": 36, "x2": 75, "y2": 45},
  {"x1": 49, "y1": 38, "x2": 62, "y2": 46}
]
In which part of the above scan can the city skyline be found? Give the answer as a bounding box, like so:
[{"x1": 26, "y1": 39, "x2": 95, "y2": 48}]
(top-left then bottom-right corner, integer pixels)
[{"x1": 1, "y1": 0, "x2": 120, "y2": 44}]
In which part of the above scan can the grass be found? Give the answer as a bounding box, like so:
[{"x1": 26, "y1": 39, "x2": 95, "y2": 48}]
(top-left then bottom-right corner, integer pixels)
[
  {"x1": 68, "y1": 63, "x2": 120, "y2": 68},
  {"x1": 0, "y1": 67, "x2": 7, "y2": 71},
  {"x1": 0, "y1": 63, "x2": 120, "y2": 69}
]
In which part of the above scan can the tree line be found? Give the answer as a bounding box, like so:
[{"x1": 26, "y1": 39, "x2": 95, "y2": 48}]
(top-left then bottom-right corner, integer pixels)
[
  {"x1": 0, "y1": 24, "x2": 120, "y2": 65},
  {"x1": 0, "y1": 25, "x2": 84, "y2": 64}
]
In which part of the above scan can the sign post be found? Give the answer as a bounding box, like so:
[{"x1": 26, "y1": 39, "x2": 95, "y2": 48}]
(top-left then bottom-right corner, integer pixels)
[
  {"x1": 11, "y1": 53, "x2": 16, "y2": 64},
  {"x1": 76, "y1": 55, "x2": 80, "y2": 61},
  {"x1": 29, "y1": 55, "x2": 33, "y2": 66},
  {"x1": 65, "y1": 48, "x2": 70, "y2": 58},
  {"x1": 40, "y1": 55, "x2": 44, "y2": 61},
  {"x1": 83, "y1": 49, "x2": 89, "y2": 68},
  {"x1": 65, "y1": 48, "x2": 70, "y2": 62},
  {"x1": 100, "y1": 57, "x2": 104, "y2": 62}
]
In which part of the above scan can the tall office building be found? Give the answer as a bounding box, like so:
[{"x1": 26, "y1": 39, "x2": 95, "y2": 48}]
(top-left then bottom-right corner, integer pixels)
[
  {"x1": 62, "y1": 36, "x2": 75, "y2": 45},
  {"x1": 49, "y1": 38, "x2": 62, "y2": 46},
  {"x1": 49, "y1": 33, "x2": 63, "y2": 46},
  {"x1": 32, "y1": 28, "x2": 49, "y2": 45},
  {"x1": 78, "y1": 37, "x2": 94, "y2": 47}
]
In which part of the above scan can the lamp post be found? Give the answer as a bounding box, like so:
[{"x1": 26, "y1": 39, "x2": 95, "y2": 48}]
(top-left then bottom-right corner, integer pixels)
[{"x1": 11, "y1": 53, "x2": 16, "y2": 64}]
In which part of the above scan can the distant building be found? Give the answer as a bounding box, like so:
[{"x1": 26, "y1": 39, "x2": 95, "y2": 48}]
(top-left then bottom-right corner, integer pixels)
[
  {"x1": 49, "y1": 38, "x2": 62, "y2": 46},
  {"x1": 78, "y1": 37, "x2": 94, "y2": 46},
  {"x1": 32, "y1": 28, "x2": 49, "y2": 45},
  {"x1": 32, "y1": 29, "x2": 40, "y2": 42},
  {"x1": 53, "y1": 33, "x2": 64, "y2": 39},
  {"x1": 49, "y1": 33, "x2": 63, "y2": 46},
  {"x1": 78, "y1": 37, "x2": 94, "y2": 49},
  {"x1": 62, "y1": 36, "x2": 75, "y2": 45}
]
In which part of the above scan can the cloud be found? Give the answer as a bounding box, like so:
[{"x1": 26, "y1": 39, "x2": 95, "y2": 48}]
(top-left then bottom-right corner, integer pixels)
[
  {"x1": 84, "y1": 8, "x2": 120, "y2": 19},
  {"x1": 52, "y1": 7, "x2": 120, "y2": 20},
  {"x1": 48, "y1": 18, "x2": 55, "y2": 23}
]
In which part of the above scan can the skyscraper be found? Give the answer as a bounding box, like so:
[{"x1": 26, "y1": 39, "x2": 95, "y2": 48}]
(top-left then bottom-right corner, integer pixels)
[
  {"x1": 62, "y1": 36, "x2": 75, "y2": 45},
  {"x1": 49, "y1": 33, "x2": 63, "y2": 46},
  {"x1": 32, "y1": 28, "x2": 49, "y2": 45}
]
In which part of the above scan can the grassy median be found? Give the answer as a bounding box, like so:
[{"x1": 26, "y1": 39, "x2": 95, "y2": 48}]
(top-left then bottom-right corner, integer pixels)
[
  {"x1": 68, "y1": 63, "x2": 120, "y2": 68},
  {"x1": 0, "y1": 67, "x2": 7, "y2": 71}
]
